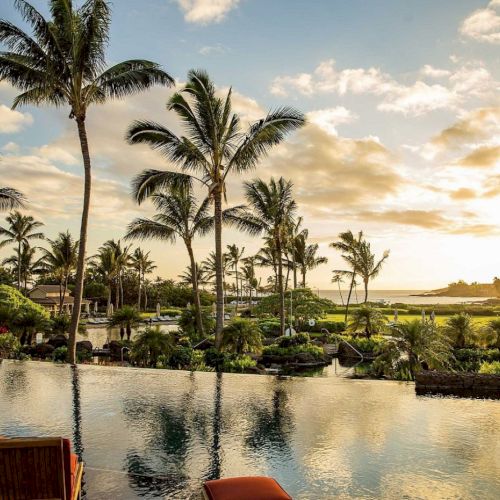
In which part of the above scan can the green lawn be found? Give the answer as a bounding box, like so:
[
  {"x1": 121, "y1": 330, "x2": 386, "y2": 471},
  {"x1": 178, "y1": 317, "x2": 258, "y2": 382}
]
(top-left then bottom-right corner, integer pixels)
[{"x1": 324, "y1": 313, "x2": 494, "y2": 327}]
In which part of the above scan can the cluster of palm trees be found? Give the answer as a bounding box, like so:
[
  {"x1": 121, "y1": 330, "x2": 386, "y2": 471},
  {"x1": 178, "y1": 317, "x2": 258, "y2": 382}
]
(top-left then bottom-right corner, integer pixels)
[{"x1": 330, "y1": 231, "x2": 390, "y2": 321}]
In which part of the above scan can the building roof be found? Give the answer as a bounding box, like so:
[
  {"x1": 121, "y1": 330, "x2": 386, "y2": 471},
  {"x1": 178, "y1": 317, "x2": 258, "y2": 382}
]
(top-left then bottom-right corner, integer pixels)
[
  {"x1": 30, "y1": 296, "x2": 91, "y2": 306},
  {"x1": 30, "y1": 285, "x2": 66, "y2": 293}
]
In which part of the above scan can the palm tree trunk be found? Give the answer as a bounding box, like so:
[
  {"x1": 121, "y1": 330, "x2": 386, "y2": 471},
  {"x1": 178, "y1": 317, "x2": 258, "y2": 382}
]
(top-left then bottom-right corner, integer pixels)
[
  {"x1": 276, "y1": 236, "x2": 285, "y2": 337},
  {"x1": 293, "y1": 255, "x2": 297, "y2": 288},
  {"x1": 69, "y1": 117, "x2": 92, "y2": 365},
  {"x1": 107, "y1": 283, "x2": 112, "y2": 310},
  {"x1": 364, "y1": 278, "x2": 369, "y2": 303},
  {"x1": 59, "y1": 280, "x2": 64, "y2": 314},
  {"x1": 214, "y1": 189, "x2": 224, "y2": 350},
  {"x1": 187, "y1": 241, "x2": 204, "y2": 337},
  {"x1": 284, "y1": 261, "x2": 291, "y2": 292},
  {"x1": 17, "y1": 241, "x2": 21, "y2": 291},
  {"x1": 337, "y1": 281, "x2": 344, "y2": 306},
  {"x1": 119, "y1": 273, "x2": 124, "y2": 308},
  {"x1": 344, "y1": 274, "x2": 355, "y2": 324},
  {"x1": 302, "y1": 268, "x2": 306, "y2": 288},
  {"x1": 235, "y1": 265, "x2": 239, "y2": 314},
  {"x1": 137, "y1": 271, "x2": 142, "y2": 310},
  {"x1": 60, "y1": 276, "x2": 69, "y2": 315},
  {"x1": 115, "y1": 279, "x2": 119, "y2": 309}
]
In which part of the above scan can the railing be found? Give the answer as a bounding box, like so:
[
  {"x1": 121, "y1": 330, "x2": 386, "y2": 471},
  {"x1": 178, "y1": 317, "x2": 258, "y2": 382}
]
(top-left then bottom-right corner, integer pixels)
[{"x1": 320, "y1": 328, "x2": 364, "y2": 361}]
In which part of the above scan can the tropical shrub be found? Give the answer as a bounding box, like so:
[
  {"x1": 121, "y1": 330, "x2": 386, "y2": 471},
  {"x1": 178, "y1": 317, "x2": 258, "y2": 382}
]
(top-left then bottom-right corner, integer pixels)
[
  {"x1": 452, "y1": 348, "x2": 500, "y2": 372},
  {"x1": 480, "y1": 319, "x2": 500, "y2": 349},
  {"x1": 52, "y1": 346, "x2": 68, "y2": 363},
  {"x1": 130, "y1": 326, "x2": 174, "y2": 368},
  {"x1": 108, "y1": 306, "x2": 142, "y2": 341},
  {"x1": 347, "y1": 306, "x2": 387, "y2": 338},
  {"x1": 222, "y1": 355, "x2": 257, "y2": 373},
  {"x1": 262, "y1": 344, "x2": 324, "y2": 359},
  {"x1": 168, "y1": 345, "x2": 194, "y2": 369},
  {"x1": 0, "y1": 332, "x2": 20, "y2": 358},
  {"x1": 276, "y1": 333, "x2": 310, "y2": 348},
  {"x1": 442, "y1": 313, "x2": 476, "y2": 348},
  {"x1": 51, "y1": 314, "x2": 71, "y2": 334},
  {"x1": 258, "y1": 318, "x2": 281, "y2": 337},
  {"x1": 221, "y1": 318, "x2": 262, "y2": 355},
  {"x1": 178, "y1": 307, "x2": 215, "y2": 341},
  {"x1": 204, "y1": 347, "x2": 226, "y2": 368},
  {"x1": 478, "y1": 361, "x2": 500, "y2": 375},
  {"x1": 304, "y1": 320, "x2": 346, "y2": 334},
  {"x1": 339, "y1": 335, "x2": 386, "y2": 353},
  {"x1": 373, "y1": 320, "x2": 452, "y2": 380}
]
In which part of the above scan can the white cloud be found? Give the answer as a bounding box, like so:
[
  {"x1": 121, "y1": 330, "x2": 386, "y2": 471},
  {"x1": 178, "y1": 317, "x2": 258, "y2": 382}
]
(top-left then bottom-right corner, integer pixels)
[
  {"x1": 0, "y1": 104, "x2": 33, "y2": 133},
  {"x1": 270, "y1": 59, "x2": 498, "y2": 116},
  {"x1": 175, "y1": 0, "x2": 240, "y2": 24},
  {"x1": 1, "y1": 142, "x2": 19, "y2": 153},
  {"x1": 460, "y1": 0, "x2": 500, "y2": 43},
  {"x1": 199, "y1": 43, "x2": 228, "y2": 55},
  {"x1": 306, "y1": 107, "x2": 357, "y2": 135}
]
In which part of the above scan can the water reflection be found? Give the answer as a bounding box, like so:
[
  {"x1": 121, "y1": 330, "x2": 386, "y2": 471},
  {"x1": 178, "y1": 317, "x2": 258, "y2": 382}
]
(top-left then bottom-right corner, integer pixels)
[{"x1": 1, "y1": 362, "x2": 500, "y2": 499}]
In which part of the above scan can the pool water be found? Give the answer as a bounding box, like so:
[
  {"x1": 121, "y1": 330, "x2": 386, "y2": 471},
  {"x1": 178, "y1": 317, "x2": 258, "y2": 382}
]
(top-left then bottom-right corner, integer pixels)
[{"x1": 1, "y1": 361, "x2": 499, "y2": 499}]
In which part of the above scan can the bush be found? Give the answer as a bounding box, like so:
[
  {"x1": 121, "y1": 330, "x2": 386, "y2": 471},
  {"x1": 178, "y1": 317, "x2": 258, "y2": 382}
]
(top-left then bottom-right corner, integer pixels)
[
  {"x1": 452, "y1": 348, "x2": 500, "y2": 372},
  {"x1": 276, "y1": 333, "x2": 310, "y2": 348},
  {"x1": 204, "y1": 347, "x2": 227, "y2": 368},
  {"x1": 262, "y1": 344, "x2": 324, "y2": 359},
  {"x1": 258, "y1": 318, "x2": 281, "y2": 338},
  {"x1": 339, "y1": 335, "x2": 386, "y2": 354},
  {"x1": 221, "y1": 318, "x2": 262, "y2": 355},
  {"x1": 52, "y1": 346, "x2": 68, "y2": 363},
  {"x1": 178, "y1": 307, "x2": 215, "y2": 341},
  {"x1": 222, "y1": 354, "x2": 257, "y2": 373},
  {"x1": 168, "y1": 345, "x2": 194, "y2": 369},
  {"x1": 0, "y1": 332, "x2": 20, "y2": 358},
  {"x1": 303, "y1": 320, "x2": 346, "y2": 334},
  {"x1": 479, "y1": 361, "x2": 500, "y2": 374}
]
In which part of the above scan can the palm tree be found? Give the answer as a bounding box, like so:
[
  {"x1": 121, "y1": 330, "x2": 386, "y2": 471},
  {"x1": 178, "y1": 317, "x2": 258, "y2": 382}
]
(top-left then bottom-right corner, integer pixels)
[
  {"x1": 103, "y1": 240, "x2": 131, "y2": 309},
  {"x1": 482, "y1": 319, "x2": 500, "y2": 349},
  {"x1": 0, "y1": 0, "x2": 174, "y2": 363},
  {"x1": 87, "y1": 245, "x2": 117, "y2": 312},
  {"x1": 233, "y1": 177, "x2": 297, "y2": 336},
  {"x1": 127, "y1": 70, "x2": 305, "y2": 348},
  {"x1": 382, "y1": 320, "x2": 452, "y2": 380},
  {"x1": 221, "y1": 318, "x2": 262, "y2": 355},
  {"x1": 201, "y1": 250, "x2": 230, "y2": 303},
  {"x1": 296, "y1": 241, "x2": 327, "y2": 288},
  {"x1": 125, "y1": 189, "x2": 215, "y2": 337},
  {"x1": 108, "y1": 305, "x2": 142, "y2": 341},
  {"x1": 178, "y1": 263, "x2": 210, "y2": 289},
  {"x1": 241, "y1": 256, "x2": 258, "y2": 306},
  {"x1": 330, "y1": 231, "x2": 364, "y2": 322},
  {"x1": 347, "y1": 305, "x2": 387, "y2": 338},
  {"x1": 2, "y1": 241, "x2": 45, "y2": 292},
  {"x1": 0, "y1": 187, "x2": 25, "y2": 211},
  {"x1": 40, "y1": 231, "x2": 78, "y2": 313},
  {"x1": 130, "y1": 248, "x2": 156, "y2": 311},
  {"x1": 226, "y1": 244, "x2": 244, "y2": 313},
  {"x1": 0, "y1": 211, "x2": 44, "y2": 290},
  {"x1": 288, "y1": 217, "x2": 306, "y2": 288},
  {"x1": 331, "y1": 272, "x2": 345, "y2": 306},
  {"x1": 131, "y1": 326, "x2": 173, "y2": 368},
  {"x1": 355, "y1": 241, "x2": 389, "y2": 303},
  {"x1": 443, "y1": 313, "x2": 475, "y2": 348},
  {"x1": 255, "y1": 241, "x2": 279, "y2": 291}
]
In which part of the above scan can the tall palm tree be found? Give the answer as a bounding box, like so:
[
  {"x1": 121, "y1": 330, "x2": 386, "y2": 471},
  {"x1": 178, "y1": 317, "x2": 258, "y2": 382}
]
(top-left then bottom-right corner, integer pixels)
[
  {"x1": 201, "y1": 250, "x2": 230, "y2": 303},
  {"x1": 355, "y1": 241, "x2": 390, "y2": 303},
  {"x1": 103, "y1": 239, "x2": 131, "y2": 309},
  {"x1": 226, "y1": 244, "x2": 244, "y2": 313},
  {"x1": 288, "y1": 217, "x2": 305, "y2": 288},
  {"x1": 255, "y1": 241, "x2": 279, "y2": 291},
  {"x1": 0, "y1": 187, "x2": 25, "y2": 211},
  {"x1": 0, "y1": 0, "x2": 174, "y2": 363},
  {"x1": 125, "y1": 189, "x2": 215, "y2": 337},
  {"x1": 127, "y1": 70, "x2": 305, "y2": 348},
  {"x1": 40, "y1": 231, "x2": 78, "y2": 313},
  {"x1": 296, "y1": 241, "x2": 327, "y2": 288},
  {"x1": 0, "y1": 211, "x2": 44, "y2": 290},
  {"x1": 233, "y1": 177, "x2": 297, "y2": 336},
  {"x1": 87, "y1": 245, "x2": 117, "y2": 312},
  {"x1": 130, "y1": 248, "x2": 156, "y2": 311},
  {"x1": 178, "y1": 263, "x2": 209, "y2": 288},
  {"x1": 331, "y1": 272, "x2": 345, "y2": 306},
  {"x1": 2, "y1": 241, "x2": 45, "y2": 292},
  {"x1": 241, "y1": 256, "x2": 258, "y2": 306},
  {"x1": 330, "y1": 231, "x2": 363, "y2": 322}
]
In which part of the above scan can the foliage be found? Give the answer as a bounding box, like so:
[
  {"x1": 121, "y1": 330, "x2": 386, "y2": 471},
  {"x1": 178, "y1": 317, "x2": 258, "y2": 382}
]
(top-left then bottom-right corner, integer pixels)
[
  {"x1": 373, "y1": 320, "x2": 452, "y2": 380},
  {"x1": 451, "y1": 348, "x2": 500, "y2": 372},
  {"x1": 480, "y1": 319, "x2": 500, "y2": 349},
  {"x1": 0, "y1": 285, "x2": 49, "y2": 318},
  {"x1": 108, "y1": 306, "x2": 142, "y2": 340},
  {"x1": 0, "y1": 332, "x2": 20, "y2": 358},
  {"x1": 178, "y1": 307, "x2": 215, "y2": 341},
  {"x1": 222, "y1": 354, "x2": 257, "y2": 373},
  {"x1": 303, "y1": 320, "x2": 346, "y2": 334},
  {"x1": 340, "y1": 335, "x2": 386, "y2": 353},
  {"x1": 130, "y1": 326, "x2": 174, "y2": 368},
  {"x1": 52, "y1": 346, "x2": 68, "y2": 363},
  {"x1": 478, "y1": 361, "x2": 500, "y2": 375},
  {"x1": 51, "y1": 314, "x2": 71, "y2": 334},
  {"x1": 347, "y1": 305, "x2": 387, "y2": 338},
  {"x1": 221, "y1": 318, "x2": 262, "y2": 355},
  {"x1": 442, "y1": 313, "x2": 476, "y2": 348},
  {"x1": 203, "y1": 347, "x2": 226, "y2": 369},
  {"x1": 262, "y1": 343, "x2": 324, "y2": 359},
  {"x1": 276, "y1": 332, "x2": 310, "y2": 348},
  {"x1": 257, "y1": 318, "x2": 282, "y2": 337}
]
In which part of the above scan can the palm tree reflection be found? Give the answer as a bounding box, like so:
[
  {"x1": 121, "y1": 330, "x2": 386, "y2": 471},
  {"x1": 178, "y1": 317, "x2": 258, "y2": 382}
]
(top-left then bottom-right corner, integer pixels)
[{"x1": 204, "y1": 371, "x2": 223, "y2": 481}]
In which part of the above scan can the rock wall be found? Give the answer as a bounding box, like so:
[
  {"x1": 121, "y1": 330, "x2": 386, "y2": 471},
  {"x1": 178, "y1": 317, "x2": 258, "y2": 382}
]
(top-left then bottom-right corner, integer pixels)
[{"x1": 415, "y1": 371, "x2": 500, "y2": 399}]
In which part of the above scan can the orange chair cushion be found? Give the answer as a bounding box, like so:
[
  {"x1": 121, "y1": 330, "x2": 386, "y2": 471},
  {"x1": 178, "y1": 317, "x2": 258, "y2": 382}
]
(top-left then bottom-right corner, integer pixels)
[
  {"x1": 62, "y1": 438, "x2": 79, "y2": 498},
  {"x1": 203, "y1": 476, "x2": 292, "y2": 500}
]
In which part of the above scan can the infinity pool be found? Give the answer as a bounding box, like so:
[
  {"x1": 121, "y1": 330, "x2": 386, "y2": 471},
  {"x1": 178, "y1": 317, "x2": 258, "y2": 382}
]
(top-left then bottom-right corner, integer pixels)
[{"x1": 1, "y1": 361, "x2": 499, "y2": 499}]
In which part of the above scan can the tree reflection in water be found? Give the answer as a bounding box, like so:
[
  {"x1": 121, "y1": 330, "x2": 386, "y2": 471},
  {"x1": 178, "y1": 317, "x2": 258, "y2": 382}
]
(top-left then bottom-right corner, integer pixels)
[
  {"x1": 245, "y1": 380, "x2": 294, "y2": 459},
  {"x1": 204, "y1": 371, "x2": 223, "y2": 482}
]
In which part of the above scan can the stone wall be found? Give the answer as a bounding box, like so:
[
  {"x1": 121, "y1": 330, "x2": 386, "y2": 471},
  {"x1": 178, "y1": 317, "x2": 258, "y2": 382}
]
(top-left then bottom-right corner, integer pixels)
[{"x1": 415, "y1": 371, "x2": 500, "y2": 399}]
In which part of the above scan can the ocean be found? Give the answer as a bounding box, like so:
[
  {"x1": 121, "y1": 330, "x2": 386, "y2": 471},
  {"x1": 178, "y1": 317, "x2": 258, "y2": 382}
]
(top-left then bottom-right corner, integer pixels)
[{"x1": 316, "y1": 289, "x2": 494, "y2": 305}]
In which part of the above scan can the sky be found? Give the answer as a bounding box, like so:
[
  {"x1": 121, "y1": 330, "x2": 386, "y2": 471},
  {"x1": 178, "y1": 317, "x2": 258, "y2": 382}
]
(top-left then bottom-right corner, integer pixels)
[{"x1": 0, "y1": 0, "x2": 499, "y2": 290}]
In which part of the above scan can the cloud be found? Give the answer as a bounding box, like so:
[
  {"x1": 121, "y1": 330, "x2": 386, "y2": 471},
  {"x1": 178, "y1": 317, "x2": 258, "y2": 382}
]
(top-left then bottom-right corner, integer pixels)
[
  {"x1": 449, "y1": 223, "x2": 499, "y2": 236},
  {"x1": 270, "y1": 59, "x2": 498, "y2": 115},
  {"x1": 0, "y1": 104, "x2": 33, "y2": 133},
  {"x1": 175, "y1": 0, "x2": 240, "y2": 24},
  {"x1": 449, "y1": 187, "x2": 477, "y2": 200},
  {"x1": 456, "y1": 145, "x2": 500, "y2": 168},
  {"x1": 355, "y1": 209, "x2": 449, "y2": 229},
  {"x1": 306, "y1": 107, "x2": 357, "y2": 136},
  {"x1": 199, "y1": 43, "x2": 228, "y2": 55},
  {"x1": 460, "y1": 0, "x2": 500, "y2": 43}
]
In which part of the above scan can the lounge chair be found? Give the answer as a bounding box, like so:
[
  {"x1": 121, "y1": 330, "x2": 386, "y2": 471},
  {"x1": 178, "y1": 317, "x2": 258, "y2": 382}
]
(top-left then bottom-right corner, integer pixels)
[
  {"x1": 0, "y1": 436, "x2": 83, "y2": 500},
  {"x1": 202, "y1": 476, "x2": 292, "y2": 500}
]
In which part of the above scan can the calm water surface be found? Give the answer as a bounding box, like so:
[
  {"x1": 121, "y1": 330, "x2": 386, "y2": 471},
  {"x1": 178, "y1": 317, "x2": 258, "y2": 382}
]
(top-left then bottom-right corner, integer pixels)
[{"x1": 0, "y1": 361, "x2": 499, "y2": 499}]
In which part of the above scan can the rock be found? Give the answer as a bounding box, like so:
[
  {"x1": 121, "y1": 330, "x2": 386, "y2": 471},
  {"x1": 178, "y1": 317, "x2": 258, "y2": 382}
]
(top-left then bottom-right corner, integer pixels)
[
  {"x1": 31, "y1": 343, "x2": 55, "y2": 359},
  {"x1": 76, "y1": 341, "x2": 93, "y2": 352},
  {"x1": 103, "y1": 340, "x2": 130, "y2": 360},
  {"x1": 47, "y1": 334, "x2": 68, "y2": 349}
]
